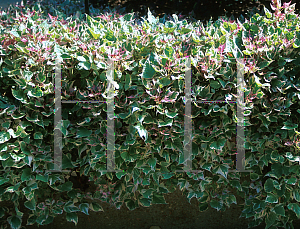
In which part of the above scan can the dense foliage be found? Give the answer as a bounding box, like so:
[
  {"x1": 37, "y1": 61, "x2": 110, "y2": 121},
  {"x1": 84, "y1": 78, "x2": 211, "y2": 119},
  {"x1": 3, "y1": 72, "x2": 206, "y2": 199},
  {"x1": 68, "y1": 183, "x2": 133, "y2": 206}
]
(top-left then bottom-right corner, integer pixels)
[{"x1": 0, "y1": 0, "x2": 300, "y2": 228}]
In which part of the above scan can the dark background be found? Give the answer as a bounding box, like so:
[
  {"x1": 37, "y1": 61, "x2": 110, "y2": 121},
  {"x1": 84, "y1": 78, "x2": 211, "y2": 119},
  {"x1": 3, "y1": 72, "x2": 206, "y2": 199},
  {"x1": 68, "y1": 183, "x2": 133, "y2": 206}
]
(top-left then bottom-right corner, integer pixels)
[{"x1": 85, "y1": 0, "x2": 300, "y2": 25}]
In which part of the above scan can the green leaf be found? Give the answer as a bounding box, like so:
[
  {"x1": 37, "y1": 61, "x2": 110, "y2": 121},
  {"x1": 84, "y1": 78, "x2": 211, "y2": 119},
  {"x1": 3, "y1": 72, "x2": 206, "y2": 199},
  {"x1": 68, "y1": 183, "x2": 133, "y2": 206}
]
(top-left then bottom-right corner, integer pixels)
[
  {"x1": 0, "y1": 131, "x2": 10, "y2": 144},
  {"x1": 293, "y1": 189, "x2": 300, "y2": 202},
  {"x1": 265, "y1": 211, "x2": 277, "y2": 229},
  {"x1": 76, "y1": 127, "x2": 92, "y2": 138},
  {"x1": 11, "y1": 89, "x2": 28, "y2": 103},
  {"x1": 271, "y1": 204, "x2": 285, "y2": 217},
  {"x1": 0, "y1": 177, "x2": 10, "y2": 185},
  {"x1": 165, "y1": 110, "x2": 178, "y2": 118},
  {"x1": 121, "y1": 151, "x2": 136, "y2": 163},
  {"x1": 13, "y1": 78, "x2": 27, "y2": 88},
  {"x1": 225, "y1": 194, "x2": 237, "y2": 205},
  {"x1": 172, "y1": 138, "x2": 183, "y2": 152},
  {"x1": 124, "y1": 199, "x2": 137, "y2": 211},
  {"x1": 288, "y1": 203, "x2": 300, "y2": 218},
  {"x1": 66, "y1": 212, "x2": 78, "y2": 226},
  {"x1": 141, "y1": 189, "x2": 154, "y2": 198},
  {"x1": 36, "y1": 174, "x2": 48, "y2": 183},
  {"x1": 27, "y1": 87, "x2": 43, "y2": 98},
  {"x1": 21, "y1": 168, "x2": 32, "y2": 182},
  {"x1": 212, "y1": 164, "x2": 229, "y2": 179},
  {"x1": 125, "y1": 74, "x2": 131, "y2": 91},
  {"x1": 210, "y1": 80, "x2": 221, "y2": 89},
  {"x1": 7, "y1": 215, "x2": 22, "y2": 229},
  {"x1": 34, "y1": 132, "x2": 43, "y2": 139},
  {"x1": 250, "y1": 173, "x2": 259, "y2": 181},
  {"x1": 152, "y1": 192, "x2": 167, "y2": 204},
  {"x1": 286, "y1": 177, "x2": 297, "y2": 185},
  {"x1": 62, "y1": 154, "x2": 76, "y2": 169},
  {"x1": 36, "y1": 213, "x2": 47, "y2": 225},
  {"x1": 141, "y1": 59, "x2": 156, "y2": 79},
  {"x1": 0, "y1": 207, "x2": 6, "y2": 218},
  {"x1": 219, "y1": 36, "x2": 226, "y2": 45},
  {"x1": 265, "y1": 193, "x2": 278, "y2": 203},
  {"x1": 105, "y1": 30, "x2": 117, "y2": 42},
  {"x1": 134, "y1": 123, "x2": 148, "y2": 141},
  {"x1": 139, "y1": 198, "x2": 151, "y2": 207},
  {"x1": 258, "y1": 60, "x2": 274, "y2": 69},
  {"x1": 89, "y1": 202, "x2": 103, "y2": 212},
  {"x1": 27, "y1": 214, "x2": 37, "y2": 225},
  {"x1": 57, "y1": 181, "x2": 73, "y2": 192},
  {"x1": 210, "y1": 199, "x2": 223, "y2": 211},
  {"x1": 201, "y1": 162, "x2": 213, "y2": 172},
  {"x1": 147, "y1": 158, "x2": 157, "y2": 170},
  {"x1": 78, "y1": 61, "x2": 91, "y2": 70},
  {"x1": 118, "y1": 110, "x2": 131, "y2": 119},
  {"x1": 180, "y1": 27, "x2": 192, "y2": 35},
  {"x1": 158, "y1": 118, "x2": 173, "y2": 127},
  {"x1": 158, "y1": 77, "x2": 172, "y2": 87},
  {"x1": 199, "y1": 202, "x2": 208, "y2": 211},
  {"x1": 164, "y1": 46, "x2": 174, "y2": 59},
  {"x1": 24, "y1": 198, "x2": 36, "y2": 211},
  {"x1": 281, "y1": 121, "x2": 298, "y2": 130},
  {"x1": 64, "y1": 201, "x2": 80, "y2": 213},
  {"x1": 43, "y1": 215, "x2": 54, "y2": 225},
  {"x1": 161, "y1": 172, "x2": 174, "y2": 180},
  {"x1": 263, "y1": 6, "x2": 272, "y2": 18},
  {"x1": 87, "y1": 26, "x2": 101, "y2": 39},
  {"x1": 77, "y1": 55, "x2": 86, "y2": 62},
  {"x1": 264, "y1": 178, "x2": 274, "y2": 193},
  {"x1": 79, "y1": 203, "x2": 89, "y2": 215},
  {"x1": 229, "y1": 180, "x2": 242, "y2": 191},
  {"x1": 48, "y1": 174, "x2": 60, "y2": 186},
  {"x1": 23, "y1": 70, "x2": 33, "y2": 81},
  {"x1": 210, "y1": 136, "x2": 227, "y2": 150},
  {"x1": 116, "y1": 171, "x2": 126, "y2": 179},
  {"x1": 52, "y1": 207, "x2": 63, "y2": 215}
]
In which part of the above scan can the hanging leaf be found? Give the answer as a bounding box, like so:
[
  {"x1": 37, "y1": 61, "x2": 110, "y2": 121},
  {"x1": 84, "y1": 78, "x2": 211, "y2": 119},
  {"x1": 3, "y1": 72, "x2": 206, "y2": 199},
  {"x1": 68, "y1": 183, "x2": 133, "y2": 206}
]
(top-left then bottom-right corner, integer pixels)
[
  {"x1": 288, "y1": 203, "x2": 300, "y2": 218},
  {"x1": 199, "y1": 202, "x2": 208, "y2": 211},
  {"x1": 66, "y1": 212, "x2": 78, "y2": 226},
  {"x1": 24, "y1": 199, "x2": 36, "y2": 211},
  {"x1": 116, "y1": 171, "x2": 126, "y2": 179},
  {"x1": 152, "y1": 192, "x2": 167, "y2": 204},
  {"x1": 89, "y1": 202, "x2": 103, "y2": 212},
  {"x1": 79, "y1": 203, "x2": 89, "y2": 215},
  {"x1": 210, "y1": 199, "x2": 223, "y2": 211},
  {"x1": 265, "y1": 211, "x2": 277, "y2": 229},
  {"x1": 124, "y1": 199, "x2": 137, "y2": 211},
  {"x1": 212, "y1": 164, "x2": 229, "y2": 179},
  {"x1": 7, "y1": 215, "x2": 22, "y2": 229},
  {"x1": 139, "y1": 198, "x2": 151, "y2": 207}
]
